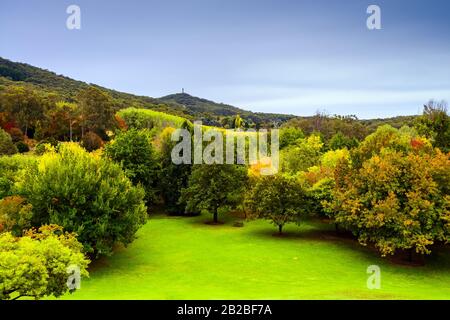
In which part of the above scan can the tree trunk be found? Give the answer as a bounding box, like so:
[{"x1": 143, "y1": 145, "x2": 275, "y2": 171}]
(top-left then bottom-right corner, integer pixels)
[
  {"x1": 278, "y1": 224, "x2": 283, "y2": 235},
  {"x1": 69, "y1": 121, "x2": 73, "y2": 141},
  {"x1": 335, "y1": 223, "x2": 339, "y2": 233},
  {"x1": 213, "y1": 209, "x2": 218, "y2": 223}
]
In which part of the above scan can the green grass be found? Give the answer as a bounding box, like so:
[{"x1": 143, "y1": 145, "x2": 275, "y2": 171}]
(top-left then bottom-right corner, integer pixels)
[{"x1": 62, "y1": 214, "x2": 450, "y2": 300}]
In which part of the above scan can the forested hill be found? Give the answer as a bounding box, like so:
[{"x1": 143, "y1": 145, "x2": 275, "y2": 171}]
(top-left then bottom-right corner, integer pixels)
[{"x1": 0, "y1": 57, "x2": 294, "y2": 126}]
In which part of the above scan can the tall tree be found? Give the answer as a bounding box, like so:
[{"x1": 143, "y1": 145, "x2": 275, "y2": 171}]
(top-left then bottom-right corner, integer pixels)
[{"x1": 77, "y1": 86, "x2": 115, "y2": 137}]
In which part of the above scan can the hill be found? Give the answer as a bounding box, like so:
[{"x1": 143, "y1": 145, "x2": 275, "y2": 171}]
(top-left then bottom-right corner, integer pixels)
[{"x1": 0, "y1": 57, "x2": 294, "y2": 127}]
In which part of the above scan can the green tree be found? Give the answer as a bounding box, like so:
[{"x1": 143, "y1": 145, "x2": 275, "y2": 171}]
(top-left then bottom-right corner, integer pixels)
[
  {"x1": 328, "y1": 132, "x2": 358, "y2": 150},
  {"x1": 279, "y1": 127, "x2": 305, "y2": 149},
  {"x1": 0, "y1": 224, "x2": 89, "y2": 300},
  {"x1": 104, "y1": 129, "x2": 159, "y2": 204},
  {"x1": 21, "y1": 143, "x2": 147, "y2": 257},
  {"x1": 281, "y1": 135, "x2": 323, "y2": 173},
  {"x1": 246, "y1": 174, "x2": 308, "y2": 234},
  {"x1": 180, "y1": 164, "x2": 247, "y2": 223},
  {"x1": 158, "y1": 127, "x2": 192, "y2": 214}
]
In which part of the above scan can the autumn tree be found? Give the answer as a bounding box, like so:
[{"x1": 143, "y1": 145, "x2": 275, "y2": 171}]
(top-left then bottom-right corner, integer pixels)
[
  {"x1": 0, "y1": 86, "x2": 46, "y2": 136},
  {"x1": 415, "y1": 100, "x2": 450, "y2": 152},
  {"x1": 327, "y1": 149, "x2": 450, "y2": 259},
  {"x1": 77, "y1": 86, "x2": 116, "y2": 138}
]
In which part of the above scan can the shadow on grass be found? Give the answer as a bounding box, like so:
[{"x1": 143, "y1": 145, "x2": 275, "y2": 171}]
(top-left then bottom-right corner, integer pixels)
[{"x1": 249, "y1": 226, "x2": 450, "y2": 270}]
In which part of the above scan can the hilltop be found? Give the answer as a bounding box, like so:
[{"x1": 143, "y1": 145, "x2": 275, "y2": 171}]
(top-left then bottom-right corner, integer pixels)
[{"x1": 0, "y1": 57, "x2": 294, "y2": 127}]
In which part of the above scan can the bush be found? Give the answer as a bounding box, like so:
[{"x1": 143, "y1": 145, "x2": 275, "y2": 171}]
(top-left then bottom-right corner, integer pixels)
[
  {"x1": 0, "y1": 196, "x2": 33, "y2": 236},
  {"x1": 8, "y1": 128, "x2": 24, "y2": 143},
  {"x1": 0, "y1": 128, "x2": 17, "y2": 156},
  {"x1": 21, "y1": 143, "x2": 147, "y2": 257},
  {"x1": 81, "y1": 131, "x2": 103, "y2": 152},
  {"x1": 0, "y1": 225, "x2": 89, "y2": 300},
  {"x1": 104, "y1": 129, "x2": 159, "y2": 204},
  {"x1": 15, "y1": 141, "x2": 29, "y2": 153},
  {"x1": 0, "y1": 154, "x2": 37, "y2": 198}
]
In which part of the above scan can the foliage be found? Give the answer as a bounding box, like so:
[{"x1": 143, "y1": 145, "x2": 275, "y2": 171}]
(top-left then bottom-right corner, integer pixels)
[
  {"x1": 327, "y1": 149, "x2": 450, "y2": 257},
  {"x1": 158, "y1": 127, "x2": 192, "y2": 213},
  {"x1": 279, "y1": 127, "x2": 305, "y2": 149},
  {"x1": 0, "y1": 128, "x2": 17, "y2": 155},
  {"x1": 0, "y1": 196, "x2": 33, "y2": 235},
  {"x1": 0, "y1": 154, "x2": 37, "y2": 198},
  {"x1": 104, "y1": 129, "x2": 159, "y2": 204},
  {"x1": 180, "y1": 164, "x2": 247, "y2": 223},
  {"x1": 0, "y1": 224, "x2": 89, "y2": 300},
  {"x1": 414, "y1": 100, "x2": 450, "y2": 152},
  {"x1": 7, "y1": 127, "x2": 24, "y2": 143},
  {"x1": 245, "y1": 174, "x2": 308, "y2": 234},
  {"x1": 281, "y1": 135, "x2": 323, "y2": 173},
  {"x1": 81, "y1": 131, "x2": 104, "y2": 152},
  {"x1": 328, "y1": 132, "x2": 359, "y2": 150},
  {"x1": 350, "y1": 124, "x2": 430, "y2": 168},
  {"x1": 77, "y1": 86, "x2": 116, "y2": 136},
  {"x1": 20, "y1": 143, "x2": 147, "y2": 257},
  {"x1": 15, "y1": 141, "x2": 29, "y2": 153},
  {"x1": 118, "y1": 107, "x2": 192, "y2": 132}
]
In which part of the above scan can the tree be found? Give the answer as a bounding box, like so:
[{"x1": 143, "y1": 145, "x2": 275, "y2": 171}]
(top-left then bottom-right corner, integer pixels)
[
  {"x1": 77, "y1": 86, "x2": 115, "y2": 137},
  {"x1": 0, "y1": 86, "x2": 46, "y2": 137},
  {"x1": 180, "y1": 164, "x2": 247, "y2": 223},
  {"x1": 0, "y1": 224, "x2": 89, "y2": 300},
  {"x1": 415, "y1": 100, "x2": 450, "y2": 152},
  {"x1": 21, "y1": 143, "x2": 147, "y2": 257},
  {"x1": 104, "y1": 129, "x2": 159, "y2": 204},
  {"x1": 158, "y1": 127, "x2": 192, "y2": 214},
  {"x1": 0, "y1": 128, "x2": 17, "y2": 155},
  {"x1": 328, "y1": 132, "x2": 358, "y2": 150},
  {"x1": 279, "y1": 127, "x2": 304, "y2": 149},
  {"x1": 246, "y1": 174, "x2": 308, "y2": 234},
  {"x1": 281, "y1": 135, "x2": 323, "y2": 173},
  {"x1": 327, "y1": 149, "x2": 450, "y2": 259}
]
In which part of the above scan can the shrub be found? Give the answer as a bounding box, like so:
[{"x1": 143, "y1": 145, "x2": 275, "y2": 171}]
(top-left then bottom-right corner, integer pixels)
[
  {"x1": 8, "y1": 127, "x2": 24, "y2": 143},
  {"x1": 81, "y1": 131, "x2": 103, "y2": 152},
  {"x1": 15, "y1": 141, "x2": 30, "y2": 153},
  {"x1": 0, "y1": 128, "x2": 17, "y2": 156},
  {"x1": 0, "y1": 154, "x2": 37, "y2": 198},
  {"x1": 104, "y1": 129, "x2": 159, "y2": 204},
  {"x1": 21, "y1": 143, "x2": 147, "y2": 257},
  {"x1": 0, "y1": 196, "x2": 33, "y2": 236},
  {"x1": 0, "y1": 225, "x2": 89, "y2": 300}
]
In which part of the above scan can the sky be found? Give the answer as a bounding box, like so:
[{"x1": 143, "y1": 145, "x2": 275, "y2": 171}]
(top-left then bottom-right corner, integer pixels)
[{"x1": 1, "y1": 0, "x2": 450, "y2": 119}]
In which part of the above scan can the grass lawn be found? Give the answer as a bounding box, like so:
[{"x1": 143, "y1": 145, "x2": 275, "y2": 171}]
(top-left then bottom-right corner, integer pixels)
[{"x1": 62, "y1": 214, "x2": 450, "y2": 300}]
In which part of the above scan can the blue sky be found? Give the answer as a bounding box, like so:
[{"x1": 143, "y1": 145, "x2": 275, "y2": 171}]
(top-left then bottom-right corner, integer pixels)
[{"x1": 1, "y1": 0, "x2": 449, "y2": 118}]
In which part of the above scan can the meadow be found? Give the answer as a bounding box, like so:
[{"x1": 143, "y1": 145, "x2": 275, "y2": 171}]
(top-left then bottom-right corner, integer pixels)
[{"x1": 62, "y1": 214, "x2": 450, "y2": 300}]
